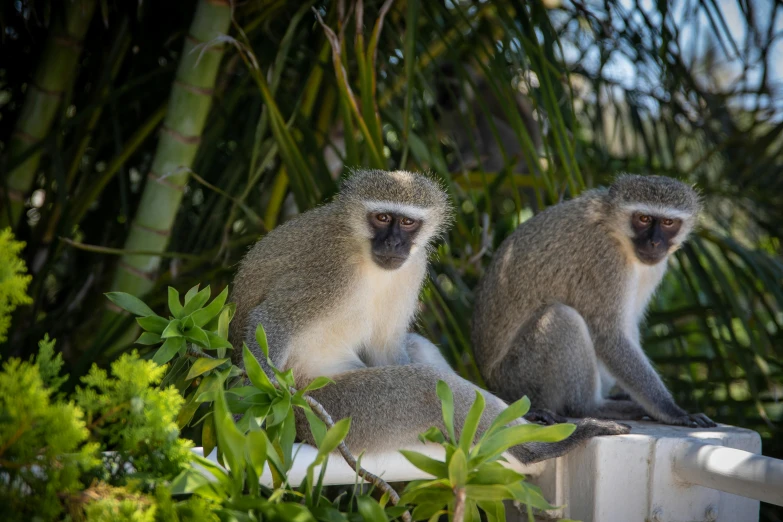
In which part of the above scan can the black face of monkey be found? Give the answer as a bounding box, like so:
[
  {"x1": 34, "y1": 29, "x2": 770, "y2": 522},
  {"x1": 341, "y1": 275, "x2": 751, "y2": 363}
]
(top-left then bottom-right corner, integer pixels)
[
  {"x1": 631, "y1": 212, "x2": 683, "y2": 265},
  {"x1": 368, "y1": 212, "x2": 422, "y2": 270}
]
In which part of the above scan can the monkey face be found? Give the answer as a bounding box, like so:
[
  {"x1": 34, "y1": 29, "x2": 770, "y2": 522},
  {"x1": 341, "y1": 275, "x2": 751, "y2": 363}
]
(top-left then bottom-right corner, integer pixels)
[
  {"x1": 368, "y1": 212, "x2": 422, "y2": 270},
  {"x1": 630, "y1": 212, "x2": 683, "y2": 265}
]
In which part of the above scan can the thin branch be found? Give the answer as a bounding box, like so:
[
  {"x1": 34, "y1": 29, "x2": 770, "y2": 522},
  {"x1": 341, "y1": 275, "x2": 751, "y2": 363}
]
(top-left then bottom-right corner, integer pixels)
[
  {"x1": 299, "y1": 391, "x2": 411, "y2": 522},
  {"x1": 60, "y1": 237, "x2": 204, "y2": 261}
]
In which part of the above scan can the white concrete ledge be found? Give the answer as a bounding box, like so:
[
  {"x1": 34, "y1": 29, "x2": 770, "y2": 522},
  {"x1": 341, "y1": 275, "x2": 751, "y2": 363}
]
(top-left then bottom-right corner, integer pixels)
[
  {"x1": 192, "y1": 421, "x2": 775, "y2": 522},
  {"x1": 672, "y1": 442, "x2": 783, "y2": 507}
]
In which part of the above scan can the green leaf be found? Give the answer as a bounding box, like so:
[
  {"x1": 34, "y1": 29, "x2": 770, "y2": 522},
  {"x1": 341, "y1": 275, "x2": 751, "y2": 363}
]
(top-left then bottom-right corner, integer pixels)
[
  {"x1": 460, "y1": 391, "x2": 485, "y2": 454},
  {"x1": 477, "y1": 500, "x2": 505, "y2": 522},
  {"x1": 205, "y1": 330, "x2": 232, "y2": 350},
  {"x1": 137, "y1": 315, "x2": 169, "y2": 334},
  {"x1": 105, "y1": 292, "x2": 156, "y2": 317},
  {"x1": 134, "y1": 331, "x2": 161, "y2": 345},
  {"x1": 274, "y1": 367, "x2": 295, "y2": 388},
  {"x1": 227, "y1": 386, "x2": 265, "y2": 398},
  {"x1": 463, "y1": 485, "x2": 511, "y2": 502},
  {"x1": 160, "y1": 319, "x2": 183, "y2": 338},
  {"x1": 194, "y1": 372, "x2": 228, "y2": 403},
  {"x1": 185, "y1": 325, "x2": 210, "y2": 348},
  {"x1": 304, "y1": 408, "x2": 327, "y2": 447},
  {"x1": 153, "y1": 337, "x2": 185, "y2": 366},
  {"x1": 270, "y1": 394, "x2": 292, "y2": 426},
  {"x1": 170, "y1": 468, "x2": 212, "y2": 495},
  {"x1": 182, "y1": 286, "x2": 211, "y2": 317},
  {"x1": 399, "y1": 450, "x2": 448, "y2": 477},
  {"x1": 436, "y1": 380, "x2": 456, "y2": 443},
  {"x1": 301, "y1": 376, "x2": 334, "y2": 393},
  {"x1": 215, "y1": 306, "x2": 233, "y2": 358},
  {"x1": 318, "y1": 417, "x2": 351, "y2": 456},
  {"x1": 448, "y1": 448, "x2": 468, "y2": 488},
  {"x1": 485, "y1": 396, "x2": 531, "y2": 438},
  {"x1": 177, "y1": 388, "x2": 202, "y2": 428},
  {"x1": 506, "y1": 481, "x2": 556, "y2": 511},
  {"x1": 411, "y1": 503, "x2": 446, "y2": 521},
  {"x1": 190, "y1": 453, "x2": 231, "y2": 487},
  {"x1": 357, "y1": 496, "x2": 388, "y2": 522},
  {"x1": 246, "y1": 429, "x2": 269, "y2": 478},
  {"x1": 168, "y1": 287, "x2": 184, "y2": 318},
  {"x1": 255, "y1": 323, "x2": 270, "y2": 360},
  {"x1": 469, "y1": 462, "x2": 524, "y2": 485},
  {"x1": 184, "y1": 284, "x2": 200, "y2": 304},
  {"x1": 243, "y1": 343, "x2": 276, "y2": 394},
  {"x1": 399, "y1": 486, "x2": 453, "y2": 507},
  {"x1": 191, "y1": 286, "x2": 229, "y2": 327},
  {"x1": 186, "y1": 357, "x2": 229, "y2": 380},
  {"x1": 214, "y1": 386, "x2": 246, "y2": 480},
  {"x1": 475, "y1": 423, "x2": 576, "y2": 465},
  {"x1": 202, "y1": 413, "x2": 216, "y2": 457},
  {"x1": 418, "y1": 426, "x2": 446, "y2": 444}
]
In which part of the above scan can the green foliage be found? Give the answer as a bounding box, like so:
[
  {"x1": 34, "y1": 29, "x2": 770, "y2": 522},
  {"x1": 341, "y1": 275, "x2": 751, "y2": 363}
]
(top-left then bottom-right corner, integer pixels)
[
  {"x1": 114, "y1": 287, "x2": 566, "y2": 521},
  {"x1": 0, "y1": 339, "x2": 196, "y2": 521},
  {"x1": 2, "y1": 0, "x2": 782, "y2": 517},
  {"x1": 0, "y1": 228, "x2": 32, "y2": 343},
  {"x1": 75, "y1": 352, "x2": 193, "y2": 481},
  {"x1": 0, "y1": 348, "x2": 97, "y2": 521},
  {"x1": 400, "y1": 384, "x2": 570, "y2": 521},
  {"x1": 1, "y1": 0, "x2": 780, "y2": 470}
]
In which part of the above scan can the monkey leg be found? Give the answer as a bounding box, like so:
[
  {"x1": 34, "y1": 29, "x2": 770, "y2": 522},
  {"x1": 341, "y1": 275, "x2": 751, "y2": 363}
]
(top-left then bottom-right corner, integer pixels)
[
  {"x1": 488, "y1": 303, "x2": 647, "y2": 421},
  {"x1": 295, "y1": 363, "x2": 630, "y2": 466}
]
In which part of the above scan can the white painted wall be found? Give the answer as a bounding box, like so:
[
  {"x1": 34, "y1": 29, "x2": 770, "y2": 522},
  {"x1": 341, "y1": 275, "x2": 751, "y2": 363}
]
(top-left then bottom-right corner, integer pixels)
[{"x1": 193, "y1": 420, "x2": 771, "y2": 522}]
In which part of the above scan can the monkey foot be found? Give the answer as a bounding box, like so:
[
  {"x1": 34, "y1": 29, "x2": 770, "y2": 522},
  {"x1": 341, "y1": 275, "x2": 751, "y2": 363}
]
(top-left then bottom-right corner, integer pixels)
[{"x1": 524, "y1": 407, "x2": 568, "y2": 425}]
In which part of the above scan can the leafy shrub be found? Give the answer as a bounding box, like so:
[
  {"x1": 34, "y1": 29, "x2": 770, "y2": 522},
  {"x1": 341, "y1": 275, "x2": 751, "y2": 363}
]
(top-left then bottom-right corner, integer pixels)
[
  {"x1": 0, "y1": 228, "x2": 32, "y2": 343},
  {"x1": 0, "y1": 341, "x2": 195, "y2": 521},
  {"x1": 1, "y1": 283, "x2": 576, "y2": 521},
  {"x1": 399, "y1": 383, "x2": 570, "y2": 521}
]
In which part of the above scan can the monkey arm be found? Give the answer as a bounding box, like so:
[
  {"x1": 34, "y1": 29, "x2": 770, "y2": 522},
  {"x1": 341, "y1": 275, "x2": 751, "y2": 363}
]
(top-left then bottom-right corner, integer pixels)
[
  {"x1": 592, "y1": 329, "x2": 689, "y2": 423},
  {"x1": 405, "y1": 333, "x2": 454, "y2": 372}
]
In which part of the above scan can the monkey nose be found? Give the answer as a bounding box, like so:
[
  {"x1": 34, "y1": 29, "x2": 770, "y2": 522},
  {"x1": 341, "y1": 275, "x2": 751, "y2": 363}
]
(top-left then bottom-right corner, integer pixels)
[{"x1": 650, "y1": 239, "x2": 661, "y2": 247}]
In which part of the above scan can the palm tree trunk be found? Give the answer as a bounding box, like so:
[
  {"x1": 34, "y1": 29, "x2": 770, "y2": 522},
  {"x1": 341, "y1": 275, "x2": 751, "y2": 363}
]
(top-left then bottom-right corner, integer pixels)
[
  {"x1": 1, "y1": 0, "x2": 97, "y2": 229},
  {"x1": 104, "y1": 0, "x2": 232, "y2": 322}
]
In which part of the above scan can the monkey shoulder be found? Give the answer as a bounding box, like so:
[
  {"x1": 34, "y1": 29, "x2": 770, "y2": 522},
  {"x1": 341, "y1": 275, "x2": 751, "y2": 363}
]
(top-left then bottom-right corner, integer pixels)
[{"x1": 233, "y1": 205, "x2": 358, "y2": 323}]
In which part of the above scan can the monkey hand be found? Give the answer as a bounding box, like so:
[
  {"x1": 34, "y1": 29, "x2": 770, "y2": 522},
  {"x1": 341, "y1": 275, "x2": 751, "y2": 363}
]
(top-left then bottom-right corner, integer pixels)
[
  {"x1": 574, "y1": 418, "x2": 632, "y2": 437},
  {"x1": 524, "y1": 408, "x2": 568, "y2": 425},
  {"x1": 663, "y1": 412, "x2": 717, "y2": 428}
]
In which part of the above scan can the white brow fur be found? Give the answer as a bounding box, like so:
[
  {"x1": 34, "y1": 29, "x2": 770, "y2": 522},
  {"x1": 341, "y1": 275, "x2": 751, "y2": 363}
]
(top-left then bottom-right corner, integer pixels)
[
  {"x1": 620, "y1": 203, "x2": 693, "y2": 220},
  {"x1": 363, "y1": 200, "x2": 431, "y2": 220}
]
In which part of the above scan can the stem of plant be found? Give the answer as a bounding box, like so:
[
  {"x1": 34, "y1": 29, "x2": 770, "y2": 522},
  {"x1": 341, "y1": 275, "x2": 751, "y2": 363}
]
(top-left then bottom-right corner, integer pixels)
[{"x1": 453, "y1": 486, "x2": 466, "y2": 522}]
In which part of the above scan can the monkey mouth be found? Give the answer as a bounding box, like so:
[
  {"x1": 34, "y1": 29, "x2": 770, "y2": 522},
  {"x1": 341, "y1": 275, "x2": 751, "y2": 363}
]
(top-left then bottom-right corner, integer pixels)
[
  {"x1": 635, "y1": 249, "x2": 667, "y2": 265},
  {"x1": 372, "y1": 252, "x2": 408, "y2": 270}
]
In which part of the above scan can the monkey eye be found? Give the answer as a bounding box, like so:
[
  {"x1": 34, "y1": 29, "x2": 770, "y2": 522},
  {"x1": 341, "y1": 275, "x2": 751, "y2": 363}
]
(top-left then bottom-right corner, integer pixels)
[
  {"x1": 374, "y1": 213, "x2": 391, "y2": 224},
  {"x1": 638, "y1": 214, "x2": 652, "y2": 225},
  {"x1": 661, "y1": 218, "x2": 675, "y2": 227},
  {"x1": 401, "y1": 217, "x2": 418, "y2": 227}
]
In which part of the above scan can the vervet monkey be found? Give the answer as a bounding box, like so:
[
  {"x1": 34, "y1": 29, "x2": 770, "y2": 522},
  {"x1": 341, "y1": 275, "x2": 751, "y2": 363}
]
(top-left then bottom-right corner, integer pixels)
[
  {"x1": 472, "y1": 175, "x2": 716, "y2": 428},
  {"x1": 230, "y1": 169, "x2": 629, "y2": 465}
]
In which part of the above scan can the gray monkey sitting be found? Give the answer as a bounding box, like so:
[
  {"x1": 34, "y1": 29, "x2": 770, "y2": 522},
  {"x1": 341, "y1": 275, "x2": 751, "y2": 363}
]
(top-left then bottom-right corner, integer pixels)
[
  {"x1": 230, "y1": 169, "x2": 629, "y2": 466},
  {"x1": 472, "y1": 174, "x2": 716, "y2": 428}
]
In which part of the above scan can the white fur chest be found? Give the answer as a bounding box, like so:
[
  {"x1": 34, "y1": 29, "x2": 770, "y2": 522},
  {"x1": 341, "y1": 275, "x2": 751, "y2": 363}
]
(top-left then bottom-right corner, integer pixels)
[
  {"x1": 622, "y1": 260, "x2": 668, "y2": 340},
  {"x1": 288, "y1": 257, "x2": 425, "y2": 380}
]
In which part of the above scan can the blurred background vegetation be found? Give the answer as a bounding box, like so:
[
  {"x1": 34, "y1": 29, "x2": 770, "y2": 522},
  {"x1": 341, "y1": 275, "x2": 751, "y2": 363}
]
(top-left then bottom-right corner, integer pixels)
[{"x1": 1, "y1": 0, "x2": 781, "y2": 518}]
